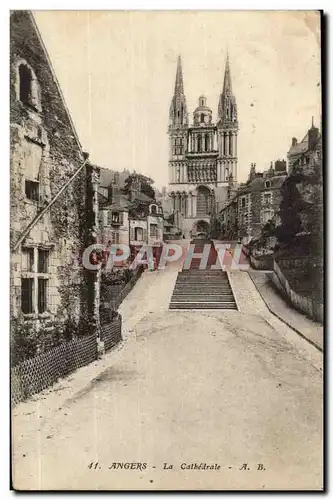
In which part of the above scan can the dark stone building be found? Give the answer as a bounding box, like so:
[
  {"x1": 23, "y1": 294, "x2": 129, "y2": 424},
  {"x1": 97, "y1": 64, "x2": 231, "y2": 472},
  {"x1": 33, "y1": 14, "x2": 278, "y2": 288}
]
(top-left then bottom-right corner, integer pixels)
[{"x1": 219, "y1": 160, "x2": 287, "y2": 243}]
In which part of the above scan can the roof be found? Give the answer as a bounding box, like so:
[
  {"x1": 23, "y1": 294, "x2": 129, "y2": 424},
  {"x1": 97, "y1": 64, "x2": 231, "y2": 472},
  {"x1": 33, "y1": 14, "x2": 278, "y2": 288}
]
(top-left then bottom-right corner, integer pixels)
[
  {"x1": 288, "y1": 133, "x2": 308, "y2": 157},
  {"x1": 101, "y1": 193, "x2": 130, "y2": 212},
  {"x1": 133, "y1": 191, "x2": 154, "y2": 203}
]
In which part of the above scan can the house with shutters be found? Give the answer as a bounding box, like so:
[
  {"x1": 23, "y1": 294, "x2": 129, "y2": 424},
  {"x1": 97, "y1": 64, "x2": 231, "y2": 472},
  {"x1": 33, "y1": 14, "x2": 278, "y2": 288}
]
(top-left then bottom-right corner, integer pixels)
[
  {"x1": 98, "y1": 169, "x2": 164, "y2": 266},
  {"x1": 98, "y1": 169, "x2": 130, "y2": 248}
]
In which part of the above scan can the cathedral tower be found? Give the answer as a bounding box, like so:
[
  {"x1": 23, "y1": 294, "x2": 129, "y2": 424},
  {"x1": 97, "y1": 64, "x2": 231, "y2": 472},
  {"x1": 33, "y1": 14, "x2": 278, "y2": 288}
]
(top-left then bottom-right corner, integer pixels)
[
  {"x1": 168, "y1": 55, "x2": 188, "y2": 186},
  {"x1": 167, "y1": 53, "x2": 239, "y2": 238},
  {"x1": 217, "y1": 53, "x2": 238, "y2": 183}
]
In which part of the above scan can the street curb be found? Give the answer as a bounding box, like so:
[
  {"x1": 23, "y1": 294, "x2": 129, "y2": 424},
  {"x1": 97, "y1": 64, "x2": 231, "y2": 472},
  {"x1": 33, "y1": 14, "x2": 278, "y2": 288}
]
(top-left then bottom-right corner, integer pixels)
[{"x1": 248, "y1": 272, "x2": 323, "y2": 353}]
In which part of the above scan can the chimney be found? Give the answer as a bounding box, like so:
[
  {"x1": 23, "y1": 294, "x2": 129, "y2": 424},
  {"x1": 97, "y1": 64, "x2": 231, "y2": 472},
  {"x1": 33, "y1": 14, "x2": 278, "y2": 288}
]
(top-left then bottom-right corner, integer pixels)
[
  {"x1": 292, "y1": 137, "x2": 298, "y2": 147},
  {"x1": 114, "y1": 172, "x2": 120, "y2": 186},
  {"x1": 130, "y1": 176, "x2": 141, "y2": 201},
  {"x1": 248, "y1": 162, "x2": 256, "y2": 181},
  {"x1": 107, "y1": 186, "x2": 113, "y2": 203}
]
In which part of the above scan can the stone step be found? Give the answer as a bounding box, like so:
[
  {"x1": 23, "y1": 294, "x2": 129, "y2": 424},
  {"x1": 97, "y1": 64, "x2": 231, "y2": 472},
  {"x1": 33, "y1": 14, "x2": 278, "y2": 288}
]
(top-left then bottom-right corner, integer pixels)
[
  {"x1": 169, "y1": 302, "x2": 238, "y2": 310},
  {"x1": 172, "y1": 290, "x2": 233, "y2": 297},
  {"x1": 176, "y1": 279, "x2": 230, "y2": 284},
  {"x1": 171, "y1": 296, "x2": 236, "y2": 302},
  {"x1": 174, "y1": 285, "x2": 232, "y2": 290}
]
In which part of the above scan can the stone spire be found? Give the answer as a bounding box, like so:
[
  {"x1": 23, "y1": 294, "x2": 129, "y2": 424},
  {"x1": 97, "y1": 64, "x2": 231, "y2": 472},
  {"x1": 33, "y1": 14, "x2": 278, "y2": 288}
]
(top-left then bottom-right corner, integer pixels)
[
  {"x1": 169, "y1": 54, "x2": 188, "y2": 128},
  {"x1": 217, "y1": 52, "x2": 238, "y2": 125},
  {"x1": 223, "y1": 52, "x2": 232, "y2": 94},
  {"x1": 174, "y1": 55, "x2": 184, "y2": 95}
]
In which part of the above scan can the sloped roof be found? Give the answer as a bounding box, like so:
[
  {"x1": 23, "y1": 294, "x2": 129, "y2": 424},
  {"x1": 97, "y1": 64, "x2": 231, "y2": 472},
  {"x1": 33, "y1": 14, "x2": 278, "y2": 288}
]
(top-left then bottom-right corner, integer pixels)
[
  {"x1": 101, "y1": 193, "x2": 130, "y2": 212},
  {"x1": 288, "y1": 132, "x2": 309, "y2": 156}
]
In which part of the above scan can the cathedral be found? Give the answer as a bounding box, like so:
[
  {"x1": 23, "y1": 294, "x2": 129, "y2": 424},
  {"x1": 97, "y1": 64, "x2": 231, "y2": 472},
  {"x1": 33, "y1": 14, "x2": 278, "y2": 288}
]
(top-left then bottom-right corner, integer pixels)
[{"x1": 168, "y1": 54, "x2": 238, "y2": 238}]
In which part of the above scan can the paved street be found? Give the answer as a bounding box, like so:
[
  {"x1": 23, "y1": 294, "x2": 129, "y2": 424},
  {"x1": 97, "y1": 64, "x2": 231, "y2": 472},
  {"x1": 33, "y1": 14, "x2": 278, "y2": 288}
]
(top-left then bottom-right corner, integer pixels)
[{"x1": 12, "y1": 263, "x2": 323, "y2": 490}]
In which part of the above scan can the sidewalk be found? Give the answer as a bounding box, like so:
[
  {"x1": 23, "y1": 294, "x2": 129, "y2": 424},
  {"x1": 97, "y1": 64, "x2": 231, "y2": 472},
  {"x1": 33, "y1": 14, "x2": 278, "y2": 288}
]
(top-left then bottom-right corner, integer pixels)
[{"x1": 249, "y1": 270, "x2": 323, "y2": 351}]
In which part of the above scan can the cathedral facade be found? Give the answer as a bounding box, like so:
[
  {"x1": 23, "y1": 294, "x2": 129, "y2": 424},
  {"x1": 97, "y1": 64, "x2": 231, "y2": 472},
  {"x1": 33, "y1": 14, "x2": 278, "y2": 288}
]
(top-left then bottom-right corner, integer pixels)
[{"x1": 168, "y1": 54, "x2": 238, "y2": 238}]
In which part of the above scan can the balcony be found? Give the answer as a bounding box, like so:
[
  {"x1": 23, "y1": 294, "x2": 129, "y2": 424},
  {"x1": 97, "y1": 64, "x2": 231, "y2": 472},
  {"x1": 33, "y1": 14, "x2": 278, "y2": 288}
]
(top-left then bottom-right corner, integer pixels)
[{"x1": 186, "y1": 150, "x2": 218, "y2": 158}]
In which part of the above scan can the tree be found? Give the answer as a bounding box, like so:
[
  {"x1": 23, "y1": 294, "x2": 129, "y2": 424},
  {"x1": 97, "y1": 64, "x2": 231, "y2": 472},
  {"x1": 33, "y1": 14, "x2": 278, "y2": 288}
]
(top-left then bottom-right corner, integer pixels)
[
  {"x1": 275, "y1": 175, "x2": 303, "y2": 244},
  {"x1": 123, "y1": 173, "x2": 155, "y2": 200}
]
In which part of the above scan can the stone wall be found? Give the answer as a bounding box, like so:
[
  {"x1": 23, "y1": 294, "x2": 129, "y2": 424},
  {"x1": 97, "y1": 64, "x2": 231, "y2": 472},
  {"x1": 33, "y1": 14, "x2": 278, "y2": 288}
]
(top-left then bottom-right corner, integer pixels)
[
  {"x1": 10, "y1": 12, "x2": 98, "y2": 342},
  {"x1": 272, "y1": 260, "x2": 323, "y2": 323}
]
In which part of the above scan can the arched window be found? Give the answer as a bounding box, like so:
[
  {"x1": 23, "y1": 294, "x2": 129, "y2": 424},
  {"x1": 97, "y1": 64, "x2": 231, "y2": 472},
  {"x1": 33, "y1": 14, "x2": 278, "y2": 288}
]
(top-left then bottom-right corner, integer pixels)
[
  {"x1": 19, "y1": 64, "x2": 32, "y2": 104},
  {"x1": 18, "y1": 62, "x2": 41, "y2": 110},
  {"x1": 205, "y1": 134, "x2": 209, "y2": 152},
  {"x1": 197, "y1": 135, "x2": 202, "y2": 152},
  {"x1": 200, "y1": 113, "x2": 205, "y2": 123},
  {"x1": 196, "y1": 186, "x2": 210, "y2": 216},
  {"x1": 151, "y1": 204, "x2": 157, "y2": 214}
]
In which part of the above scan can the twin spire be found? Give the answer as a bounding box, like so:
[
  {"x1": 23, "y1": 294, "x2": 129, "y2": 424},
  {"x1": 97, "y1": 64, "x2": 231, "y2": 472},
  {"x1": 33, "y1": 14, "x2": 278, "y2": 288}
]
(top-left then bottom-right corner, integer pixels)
[
  {"x1": 174, "y1": 55, "x2": 184, "y2": 95},
  {"x1": 172, "y1": 52, "x2": 236, "y2": 125}
]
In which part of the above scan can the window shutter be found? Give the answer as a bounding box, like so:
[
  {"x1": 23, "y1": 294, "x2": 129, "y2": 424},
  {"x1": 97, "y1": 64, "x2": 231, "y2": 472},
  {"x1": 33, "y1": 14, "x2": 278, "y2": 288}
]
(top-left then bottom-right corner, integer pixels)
[
  {"x1": 120, "y1": 211, "x2": 124, "y2": 225},
  {"x1": 143, "y1": 228, "x2": 148, "y2": 242},
  {"x1": 130, "y1": 227, "x2": 135, "y2": 241}
]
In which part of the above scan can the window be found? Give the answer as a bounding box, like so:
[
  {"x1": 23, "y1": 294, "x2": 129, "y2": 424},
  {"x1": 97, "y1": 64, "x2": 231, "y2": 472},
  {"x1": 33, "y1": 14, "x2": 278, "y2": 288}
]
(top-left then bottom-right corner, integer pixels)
[
  {"x1": 111, "y1": 231, "x2": 120, "y2": 244},
  {"x1": 263, "y1": 192, "x2": 272, "y2": 205},
  {"x1": 24, "y1": 140, "x2": 43, "y2": 202},
  {"x1": 38, "y1": 278, "x2": 47, "y2": 314},
  {"x1": 241, "y1": 197, "x2": 246, "y2": 208},
  {"x1": 38, "y1": 249, "x2": 48, "y2": 273},
  {"x1": 21, "y1": 278, "x2": 33, "y2": 314},
  {"x1": 198, "y1": 136, "x2": 202, "y2": 152},
  {"x1": 134, "y1": 227, "x2": 143, "y2": 241},
  {"x1": 21, "y1": 248, "x2": 34, "y2": 272},
  {"x1": 265, "y1": 181, "x2": 271, "y2": 188},
  {"x1": 25, "y1": 180, "x2": 39, "y2": 202},
  {"x1": 19, "y1": 64, "x2": 33, "y2": 105},
  {"x1": 108, "y1": 211, "x2": 122, "y2": 225},
  {"x1": 21, "y1": 247, "x2": 50, "y2": 315},
  {"x1": 262, "y1": 210, "x2": 273, "y2": 224},
  {"x1": 150, "y1": 224, "x2": 158, "y2": 238},
  {"x1": 151, "y1": 205, "x2": 157, "y2": 214},
  {"x1": 205, "y1": 134, "x2": 209, "y2": 151},
  {"x1": 201, "y1": 113, "x2": 205, "y2": 123}
]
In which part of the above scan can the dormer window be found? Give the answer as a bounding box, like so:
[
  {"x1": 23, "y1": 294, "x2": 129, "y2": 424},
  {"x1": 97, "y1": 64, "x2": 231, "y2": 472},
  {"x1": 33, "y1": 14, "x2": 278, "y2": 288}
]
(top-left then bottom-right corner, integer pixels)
[
  {"x1": 151, "y1": 204, "x2": 157, "y2": 215},
  {"x1": 200, "y1": 113, "x2": 205, "y2": 123},
  {"x1": 265, "y1": 180, "x2": 271, "y2": 188}
]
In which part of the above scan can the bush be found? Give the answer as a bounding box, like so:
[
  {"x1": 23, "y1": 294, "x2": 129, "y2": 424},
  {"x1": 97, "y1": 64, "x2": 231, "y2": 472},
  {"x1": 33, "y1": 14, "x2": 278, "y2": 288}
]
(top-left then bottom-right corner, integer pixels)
[{"x1": 10, "y1": 317, "x2": 80, "y2": 366}]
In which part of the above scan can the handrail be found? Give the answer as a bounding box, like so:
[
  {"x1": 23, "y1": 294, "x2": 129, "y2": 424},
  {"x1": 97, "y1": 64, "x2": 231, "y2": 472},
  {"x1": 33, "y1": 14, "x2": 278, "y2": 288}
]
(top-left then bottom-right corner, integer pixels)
[{"x1": 12, "y1": 154, "x2": 89, "y2": 253}]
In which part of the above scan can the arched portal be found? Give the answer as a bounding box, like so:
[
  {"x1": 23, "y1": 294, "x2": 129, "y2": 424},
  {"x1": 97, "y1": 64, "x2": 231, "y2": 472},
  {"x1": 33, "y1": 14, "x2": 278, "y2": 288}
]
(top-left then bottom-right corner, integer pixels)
[{"x1": 194, "y1": 219, "x2": 210, "y2": 234}]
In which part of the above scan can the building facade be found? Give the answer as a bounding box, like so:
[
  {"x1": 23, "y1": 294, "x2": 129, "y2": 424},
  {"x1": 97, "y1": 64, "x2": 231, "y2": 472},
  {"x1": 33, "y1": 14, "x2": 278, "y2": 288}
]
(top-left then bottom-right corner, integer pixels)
[
  {"x1": 219, "y1": 160, "x2": 287, "y2": 243},
  {"x1": 168, "y1": 55, "x2": 238, "y2": 238},
  {"x1": 10, "y1": 11, "x2": 99, "y2": 341}
]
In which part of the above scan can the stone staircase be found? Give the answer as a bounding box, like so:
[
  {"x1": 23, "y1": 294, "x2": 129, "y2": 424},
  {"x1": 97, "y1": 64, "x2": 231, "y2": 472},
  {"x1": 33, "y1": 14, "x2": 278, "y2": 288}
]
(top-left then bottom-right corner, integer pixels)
[{"x1": 169, "y1": 269, "x2": 238, "y2": 310}]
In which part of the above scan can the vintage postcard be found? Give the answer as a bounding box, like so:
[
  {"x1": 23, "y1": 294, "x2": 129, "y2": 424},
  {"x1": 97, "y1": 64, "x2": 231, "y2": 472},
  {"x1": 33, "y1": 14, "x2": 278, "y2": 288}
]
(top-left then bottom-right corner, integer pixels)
[{"x1": 10, "y1": 10, "x2": 323, "y2": 491}]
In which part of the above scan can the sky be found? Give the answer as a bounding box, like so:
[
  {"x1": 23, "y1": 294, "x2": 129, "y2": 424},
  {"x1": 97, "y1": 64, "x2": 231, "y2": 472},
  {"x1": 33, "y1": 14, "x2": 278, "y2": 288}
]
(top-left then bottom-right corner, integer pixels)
[{"x1": 33, "y1": 10, "x2": 321, "y2": 188}]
